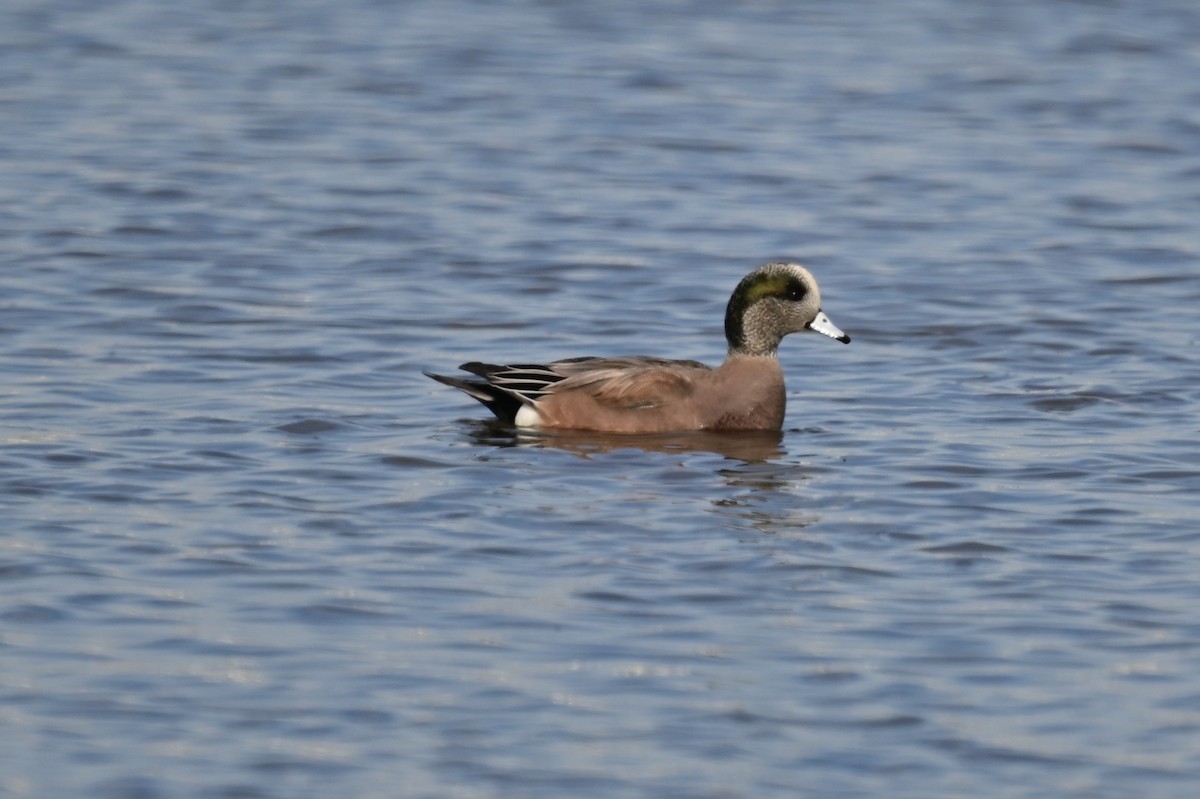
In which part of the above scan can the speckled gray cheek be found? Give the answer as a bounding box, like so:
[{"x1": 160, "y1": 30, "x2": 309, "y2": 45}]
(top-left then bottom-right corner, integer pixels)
[{"x1": 729, "y1": 298, "x2": 787, "y2": 356}]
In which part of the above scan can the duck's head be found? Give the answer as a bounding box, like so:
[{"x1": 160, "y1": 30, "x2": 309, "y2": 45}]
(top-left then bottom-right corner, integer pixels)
[{"x1": 724, "y1": 262, "x2": 850, "y2": 357}]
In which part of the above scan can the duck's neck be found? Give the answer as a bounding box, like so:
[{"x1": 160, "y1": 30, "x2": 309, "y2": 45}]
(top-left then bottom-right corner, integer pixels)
[{"x1": 727, "y1": 348, "x2": 775, "y2": 362}]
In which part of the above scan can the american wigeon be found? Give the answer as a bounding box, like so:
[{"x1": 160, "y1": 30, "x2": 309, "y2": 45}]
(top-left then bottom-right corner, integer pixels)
[{"x1": 426, "y1": 262, "x2": 850, "y2": 433}]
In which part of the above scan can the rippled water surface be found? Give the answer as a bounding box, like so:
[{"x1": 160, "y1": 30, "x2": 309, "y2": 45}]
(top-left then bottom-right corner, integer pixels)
[{"x1": 4, "y1": 1, "x2": 1200, "y2": 797}]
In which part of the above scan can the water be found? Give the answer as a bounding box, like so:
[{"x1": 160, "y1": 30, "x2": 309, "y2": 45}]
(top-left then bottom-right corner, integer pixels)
[{"x1": 3, "y1": 1, "x2": 1200, "y2": 797}]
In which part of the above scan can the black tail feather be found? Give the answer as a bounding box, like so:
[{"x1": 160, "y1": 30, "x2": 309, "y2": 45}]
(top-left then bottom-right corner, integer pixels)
[
  {"x1": 424, "y1": 370, "x2": 523, "y2": 423},
  {"x1": 427, "y1": 361, "x2": 577, "y2": 424}
]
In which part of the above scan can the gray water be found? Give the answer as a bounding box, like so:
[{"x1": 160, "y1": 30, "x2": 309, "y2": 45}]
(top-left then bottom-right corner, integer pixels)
[{"x1": 3, "y1": 1, "x2": 1200, "y2": 797}]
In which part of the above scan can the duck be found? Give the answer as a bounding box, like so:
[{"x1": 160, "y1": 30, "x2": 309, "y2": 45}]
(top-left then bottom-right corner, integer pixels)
[{"x1": 425, "y1": 261, "x2": 850, "y2": 433}]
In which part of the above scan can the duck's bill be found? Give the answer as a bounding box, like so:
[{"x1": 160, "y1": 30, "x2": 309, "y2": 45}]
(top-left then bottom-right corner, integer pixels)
[{"x1": 808, "y1": 311, "x2": 851, "y2": 343}]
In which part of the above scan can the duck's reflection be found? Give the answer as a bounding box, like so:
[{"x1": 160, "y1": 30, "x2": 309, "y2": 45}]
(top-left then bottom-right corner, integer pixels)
[
  {"x1": 454, "y1": 421, "x2": 823, "y2": 537},
  {"x1": 464, "y1": 420, "x2": 785, "y2": 461}
]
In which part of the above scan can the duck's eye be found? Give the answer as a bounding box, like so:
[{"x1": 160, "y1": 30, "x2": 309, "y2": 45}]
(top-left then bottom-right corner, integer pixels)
[{"x1": 785, "y1": 284, "x2": 807, "y2": 301}]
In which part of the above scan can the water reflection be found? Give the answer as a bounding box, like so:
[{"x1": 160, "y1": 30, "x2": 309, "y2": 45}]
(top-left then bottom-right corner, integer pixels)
[
  {"x1": 462, "y1": 421, "x2": 785, "y2": 461},
  {"x1": 457, "y1": 421, "x2": 822, "y2": 534},
  {"x1": 713, "y1": 459, "x2": 822, "y2": 537}
]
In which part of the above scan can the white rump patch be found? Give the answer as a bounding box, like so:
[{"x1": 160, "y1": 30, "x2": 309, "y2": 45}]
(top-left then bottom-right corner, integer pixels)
[{"x1": 514, "y1": 405, "x2": 543, "y2": 427}]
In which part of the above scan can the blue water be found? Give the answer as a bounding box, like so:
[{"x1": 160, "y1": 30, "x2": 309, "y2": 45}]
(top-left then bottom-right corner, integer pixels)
[{"x1": 3, "y1": 1, "x2": 1200, "y2": 797}]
